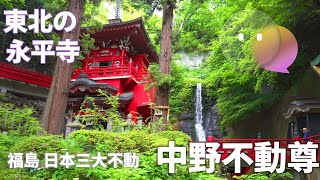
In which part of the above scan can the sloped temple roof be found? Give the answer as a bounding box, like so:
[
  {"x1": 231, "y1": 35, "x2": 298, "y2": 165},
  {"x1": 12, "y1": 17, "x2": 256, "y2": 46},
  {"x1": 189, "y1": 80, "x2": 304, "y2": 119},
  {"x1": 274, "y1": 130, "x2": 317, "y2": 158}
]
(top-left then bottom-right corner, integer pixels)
[
  {"x1": 69, "y1": 72, "x2": 118, "y2": 95},
  {"x1": 284, "y1": 98, "x2": 320, "y2": 118},
  {"x1": 81, "y1": 18, "x2": 159, "y2": 63},
  {"x1": 67, "y1": 72, "x2": 134, "y2": 108}
]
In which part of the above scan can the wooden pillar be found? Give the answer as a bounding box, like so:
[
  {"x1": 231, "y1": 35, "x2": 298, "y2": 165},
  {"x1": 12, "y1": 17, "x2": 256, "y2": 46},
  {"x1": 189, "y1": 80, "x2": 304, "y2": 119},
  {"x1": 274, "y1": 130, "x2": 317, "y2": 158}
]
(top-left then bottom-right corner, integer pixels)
[{"x1": 121, "y1": 49, "x2": 125, "y2": 56}]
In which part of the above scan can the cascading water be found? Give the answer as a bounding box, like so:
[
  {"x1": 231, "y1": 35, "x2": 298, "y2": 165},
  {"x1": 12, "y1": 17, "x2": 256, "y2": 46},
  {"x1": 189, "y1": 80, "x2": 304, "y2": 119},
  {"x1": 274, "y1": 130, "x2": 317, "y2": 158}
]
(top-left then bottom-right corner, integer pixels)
[{"x1": 195, "y1": 83, "x2": 206, "y2": 141}]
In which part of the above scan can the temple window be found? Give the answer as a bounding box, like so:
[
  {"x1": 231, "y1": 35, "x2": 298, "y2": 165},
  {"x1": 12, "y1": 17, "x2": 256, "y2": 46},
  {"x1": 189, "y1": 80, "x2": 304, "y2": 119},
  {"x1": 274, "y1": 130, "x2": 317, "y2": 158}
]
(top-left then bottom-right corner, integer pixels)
[
  {"x1": 93, "y1": 62, "x2": 99, "y2": 67},
  {"x1": 99, "y1": 61, "x2": 113, "y2": 67}
]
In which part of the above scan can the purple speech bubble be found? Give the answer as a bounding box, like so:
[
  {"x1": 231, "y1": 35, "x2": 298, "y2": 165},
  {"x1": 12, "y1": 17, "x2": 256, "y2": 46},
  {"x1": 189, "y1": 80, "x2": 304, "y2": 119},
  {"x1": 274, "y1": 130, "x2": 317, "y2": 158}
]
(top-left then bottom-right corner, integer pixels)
[{"x1": 256, "y1": 26, "x2": 298, "y2": 73}]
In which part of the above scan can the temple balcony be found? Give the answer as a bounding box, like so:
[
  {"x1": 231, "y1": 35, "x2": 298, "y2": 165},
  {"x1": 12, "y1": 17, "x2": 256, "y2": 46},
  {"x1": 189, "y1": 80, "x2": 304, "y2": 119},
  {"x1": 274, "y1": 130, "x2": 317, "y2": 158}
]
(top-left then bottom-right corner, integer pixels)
[{"x1": 72, "y1": 48, "x2": 150, "y2": 83}]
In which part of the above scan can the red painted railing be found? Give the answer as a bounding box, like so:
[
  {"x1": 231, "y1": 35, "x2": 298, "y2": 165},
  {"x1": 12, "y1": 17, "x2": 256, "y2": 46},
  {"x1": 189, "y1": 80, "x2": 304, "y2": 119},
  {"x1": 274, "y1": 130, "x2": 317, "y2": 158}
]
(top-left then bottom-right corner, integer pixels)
[
  {"x1": 207, "y1": 135, "x2": 320, "y2": 178},
  {"x1": 0, "y1": 62, "x2": 52, "y2": 88},
  {"x1": 211, "y1": 135, "x2": 320, "y2": 161},
  {"x1": 73, "y1": 65, "x2": 141, "y2": 81}
]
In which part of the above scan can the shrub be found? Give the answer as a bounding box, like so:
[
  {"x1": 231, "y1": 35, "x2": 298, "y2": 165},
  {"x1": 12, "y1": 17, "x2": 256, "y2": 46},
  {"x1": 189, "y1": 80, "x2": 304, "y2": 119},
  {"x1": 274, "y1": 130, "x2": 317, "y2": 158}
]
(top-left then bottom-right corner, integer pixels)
[
  {"x1": 68, "y1": 129, "x2": 190, "y2": 154},
  {"x1": 0, "y1": 93, "x2": 45, "y2": 136},
  {"x1": 234, "y1": 172, "x2": 293, "y2": 180},
  {"x1": 0, "y1": 130, "x2": 225, "y2": 179}
]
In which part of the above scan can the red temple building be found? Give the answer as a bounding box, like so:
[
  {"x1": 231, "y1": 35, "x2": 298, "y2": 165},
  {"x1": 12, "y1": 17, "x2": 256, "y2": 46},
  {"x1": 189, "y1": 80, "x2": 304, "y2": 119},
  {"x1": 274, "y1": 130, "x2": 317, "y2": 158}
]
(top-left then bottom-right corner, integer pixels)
[{"x1": 65, "y1": 18, "x2": 158, "y2": 131}]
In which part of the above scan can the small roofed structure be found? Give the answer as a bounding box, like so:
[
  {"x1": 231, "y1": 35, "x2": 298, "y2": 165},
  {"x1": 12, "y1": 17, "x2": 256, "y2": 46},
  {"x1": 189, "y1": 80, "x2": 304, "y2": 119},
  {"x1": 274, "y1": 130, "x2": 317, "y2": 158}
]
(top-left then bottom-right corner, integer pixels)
[
  {"x1": 284, "y1": 98, "x2": 320, "y2": 119},
  {"x1": 68, "y1": 72, "x2": 134, "y2": 109},
  {"x1": 284, "y1": 97, "x2": 320, "y2": 137},
  {"x1": 69, "y1": 71, "x2": 118, "y2": 96},
  {"x1": 284, "y1": 98, "x2": 320, "y2": 118}
]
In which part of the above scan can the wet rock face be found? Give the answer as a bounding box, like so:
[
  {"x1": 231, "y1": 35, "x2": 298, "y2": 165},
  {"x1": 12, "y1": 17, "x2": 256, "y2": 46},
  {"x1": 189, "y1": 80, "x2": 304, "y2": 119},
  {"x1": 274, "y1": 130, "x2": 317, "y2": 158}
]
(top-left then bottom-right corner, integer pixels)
[
  {"x1": 175, "y1": 110, "x2": 196, "y2": 139},
  {"x1": 175, "y1": 105, "x2": 223, "y2": 141},
  {"x1": 204, "y1": 105, "x2": 223, "y2": 138}
]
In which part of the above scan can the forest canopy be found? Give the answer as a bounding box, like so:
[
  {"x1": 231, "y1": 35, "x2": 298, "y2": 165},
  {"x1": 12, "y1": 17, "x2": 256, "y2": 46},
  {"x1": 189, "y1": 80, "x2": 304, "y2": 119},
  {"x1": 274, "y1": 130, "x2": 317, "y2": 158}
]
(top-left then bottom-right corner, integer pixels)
[{"x1": 169, "y1": 0, "x2": 320, "y2": 128}]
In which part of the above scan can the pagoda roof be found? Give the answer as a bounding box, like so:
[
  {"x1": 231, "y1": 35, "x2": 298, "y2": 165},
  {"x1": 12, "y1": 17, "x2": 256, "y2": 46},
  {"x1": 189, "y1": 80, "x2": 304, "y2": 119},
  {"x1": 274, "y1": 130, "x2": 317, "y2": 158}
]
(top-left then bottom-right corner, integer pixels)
[{"x1": 82, "y1": 18, "x2": 159, "y2": 63}]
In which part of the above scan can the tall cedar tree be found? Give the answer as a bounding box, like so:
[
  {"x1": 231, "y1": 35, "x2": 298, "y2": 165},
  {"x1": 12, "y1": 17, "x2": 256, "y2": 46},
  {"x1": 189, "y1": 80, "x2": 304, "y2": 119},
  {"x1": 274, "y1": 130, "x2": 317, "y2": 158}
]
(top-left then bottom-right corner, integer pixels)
[
  {"x1": 155, "y1": 0, "x2": 174, "y2": 127},
  {"x1": 41, "y1": 0, "x2": 85, "y2": 134}
]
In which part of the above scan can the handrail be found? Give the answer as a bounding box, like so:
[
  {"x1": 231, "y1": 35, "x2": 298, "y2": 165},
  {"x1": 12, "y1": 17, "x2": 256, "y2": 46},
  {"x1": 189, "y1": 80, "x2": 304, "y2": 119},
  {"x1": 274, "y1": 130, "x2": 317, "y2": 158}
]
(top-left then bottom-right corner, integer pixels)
[
  {"x1": 131, "y1": 67, "x2": 139, "y2": 80},
  {"x1": 208, "y1": 134, "x2": 320, "y2": 162},
  {"x1": 212, "y1": 134, "x2": 320, "y2": 142},
  {"x1": 73, "y1": 65, "x2": 142, "y2": 81},
  {"x1": 0, "y1": 62, "x2": 52, "y2": 88}
]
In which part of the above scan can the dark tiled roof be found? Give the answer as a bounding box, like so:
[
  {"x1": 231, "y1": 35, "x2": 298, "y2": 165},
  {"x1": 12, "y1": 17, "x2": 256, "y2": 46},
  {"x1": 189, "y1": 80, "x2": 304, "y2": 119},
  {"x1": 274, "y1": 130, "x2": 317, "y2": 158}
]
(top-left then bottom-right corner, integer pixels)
[
  {"x1": 284, "y1": 98, "x2": 320, "y2": 118},
  {"x1": 69, "y1": 72, "x2": 118, "y2": 93},
  {"x1": 81, "y1": 18, "x2": 159, "y2": 63}
]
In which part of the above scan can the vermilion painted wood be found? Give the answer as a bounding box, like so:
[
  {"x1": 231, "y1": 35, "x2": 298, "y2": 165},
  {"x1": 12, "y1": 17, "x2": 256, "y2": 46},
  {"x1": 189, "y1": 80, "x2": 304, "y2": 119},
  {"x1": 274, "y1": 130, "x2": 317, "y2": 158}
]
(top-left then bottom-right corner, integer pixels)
[
  {"x1": 202, "y1": 135, "x2": 320, "y2": 178},
  {"x1": 0, "y1": 62, "x2": 52, "y2": 88},
  {"x1": 71, "y1": 47, "x2": 156, "y2": 120},
  {"x1": 204, "y1": 135, "x2": 320, "y2": 161}
]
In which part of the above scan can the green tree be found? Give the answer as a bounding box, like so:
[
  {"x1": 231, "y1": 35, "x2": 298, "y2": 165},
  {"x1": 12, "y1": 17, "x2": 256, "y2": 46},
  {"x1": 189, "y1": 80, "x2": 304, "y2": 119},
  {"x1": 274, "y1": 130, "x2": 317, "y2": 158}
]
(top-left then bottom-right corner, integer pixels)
[
  {"x1": 42, "y1": 0, "x2": 108, "y2": 134},
  {"x1": 171, "y1": 0, "x2": 320, "y2": 128}
]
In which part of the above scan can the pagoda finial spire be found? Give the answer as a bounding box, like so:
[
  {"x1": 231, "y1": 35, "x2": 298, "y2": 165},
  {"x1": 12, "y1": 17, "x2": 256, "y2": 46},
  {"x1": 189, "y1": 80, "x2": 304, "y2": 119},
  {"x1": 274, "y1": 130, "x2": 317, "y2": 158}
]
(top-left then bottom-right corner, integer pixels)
[{"x1": 115, "y1": 0, "x2": 122, "y2": 19}]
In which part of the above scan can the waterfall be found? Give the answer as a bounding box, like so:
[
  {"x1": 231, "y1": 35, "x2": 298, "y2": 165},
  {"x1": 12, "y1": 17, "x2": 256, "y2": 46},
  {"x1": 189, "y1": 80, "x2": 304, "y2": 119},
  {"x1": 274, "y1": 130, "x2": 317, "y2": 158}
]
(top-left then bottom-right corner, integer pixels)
[{"x1": 195, "y1": 83, "x2": 206, "y2": 141}]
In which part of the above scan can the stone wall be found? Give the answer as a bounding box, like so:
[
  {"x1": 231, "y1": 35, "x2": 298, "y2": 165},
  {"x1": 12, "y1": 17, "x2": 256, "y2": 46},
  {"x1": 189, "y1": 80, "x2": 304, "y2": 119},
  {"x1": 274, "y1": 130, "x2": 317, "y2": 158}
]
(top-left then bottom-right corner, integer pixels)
[{"x1": 1, "y1": 92, "x2": 45, "y2": 118}]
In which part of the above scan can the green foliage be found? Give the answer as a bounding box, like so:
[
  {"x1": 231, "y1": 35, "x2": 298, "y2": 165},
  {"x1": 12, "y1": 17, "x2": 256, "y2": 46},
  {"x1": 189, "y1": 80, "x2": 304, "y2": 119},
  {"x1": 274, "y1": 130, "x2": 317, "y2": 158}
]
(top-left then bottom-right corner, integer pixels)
[
  {"x1": 0, "y1": 0, "x2": 57, "y2": 73},
  {"x1": 82, "y1": 0, "x2": 108, "y2": 27},
  {"x1": 69, "y1": 129, "x2": 190, "y2": 154},
  {"x1": 234, "y1": 172, "x2": 293, "y2": 180},
  {"x1": 172, "y1": 0, "x2": 320, "y2": 128},
  {"x1": 10, "y1": 135, "x2": 69, "y2": 160},
  {"x1": 97, "y1": 89, "x2": 125, "y2": 130},
  {"x1": 144, "y1": 116, "x2": 165, "y2": 133},
  {"x1": 269, "y1": 172, "x2": 294, "y2": 180},
  {"x1": 174, "y1": 0, "x2": 216, "y2": 54},
  {"x1": 78, "y1": 33, "x2": 96, "y2": 61},
  {"x1": 0, "y1": 135, "x2": 25, "y2": 167},
  {"x1": 144, "y1": 15, "x2": 162, "y2": 52},
  {"x1": 77, "y1": 96, "x2": 104, "y2": 129},
  {"x1": 146, "y1": 64, "x2": 173, "y2": 89},
  {"x1": 0, "y1": 129, "x2": 225, "y2": 179},
  {"x1": 169, "y1": 60, "x2": 202, "y2": 115},
  {"x1": 0, "y1": 94, "x2": 45, "y2": 136},
  {"x1": 76, "y1": 89, "x2": 125, "y2": 131}
]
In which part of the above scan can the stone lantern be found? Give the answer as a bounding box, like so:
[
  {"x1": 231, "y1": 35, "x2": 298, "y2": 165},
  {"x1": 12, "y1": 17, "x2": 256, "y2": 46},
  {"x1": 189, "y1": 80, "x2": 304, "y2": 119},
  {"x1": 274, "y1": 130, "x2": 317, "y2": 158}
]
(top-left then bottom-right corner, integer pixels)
[
  {"x1": 137, "y1": 116, "x2": 143, "y2": 128},
  {"x1": 124, "y1": 113, "x2": 135, "y2": 131},
  {"x1": 66, "y1": 116, "x2": 84, "y2": 133}
]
